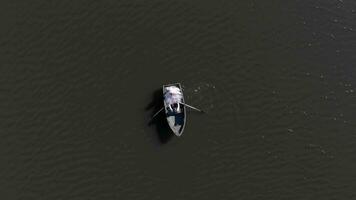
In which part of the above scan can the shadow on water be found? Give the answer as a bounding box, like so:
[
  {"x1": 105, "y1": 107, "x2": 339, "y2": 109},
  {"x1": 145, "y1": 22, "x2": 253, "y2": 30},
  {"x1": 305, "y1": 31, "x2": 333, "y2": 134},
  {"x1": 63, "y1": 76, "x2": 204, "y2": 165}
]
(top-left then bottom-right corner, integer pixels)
[{"x1": 146, "y1": 89, "x2": 173, "y2": 144}]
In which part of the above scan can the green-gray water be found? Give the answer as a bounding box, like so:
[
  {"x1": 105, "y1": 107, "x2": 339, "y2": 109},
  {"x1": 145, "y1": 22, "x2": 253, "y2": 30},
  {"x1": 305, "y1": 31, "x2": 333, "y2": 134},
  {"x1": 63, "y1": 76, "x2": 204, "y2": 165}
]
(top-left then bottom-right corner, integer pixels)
[{"x1": 1, "y1": 1, "x2": 356, "y2": 199}]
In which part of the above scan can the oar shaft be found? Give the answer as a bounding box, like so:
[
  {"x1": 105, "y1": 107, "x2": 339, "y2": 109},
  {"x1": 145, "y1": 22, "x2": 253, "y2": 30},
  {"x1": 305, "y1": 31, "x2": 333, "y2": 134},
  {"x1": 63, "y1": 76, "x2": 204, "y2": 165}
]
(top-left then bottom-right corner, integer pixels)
[
  {"x1": 151, "y1": 107, "x2": 164, "y2": 119},
  {"x1": 180, "y1": 102, "x2": 204, "y2": 113}
]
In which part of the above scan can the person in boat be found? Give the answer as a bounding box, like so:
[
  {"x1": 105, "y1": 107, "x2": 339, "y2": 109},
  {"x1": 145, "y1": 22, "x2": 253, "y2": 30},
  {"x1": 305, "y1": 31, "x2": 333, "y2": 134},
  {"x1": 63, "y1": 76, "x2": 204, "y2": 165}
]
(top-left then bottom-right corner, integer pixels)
[{"x1": 164, "y1": 86, "x2": 183, "y2": 114}]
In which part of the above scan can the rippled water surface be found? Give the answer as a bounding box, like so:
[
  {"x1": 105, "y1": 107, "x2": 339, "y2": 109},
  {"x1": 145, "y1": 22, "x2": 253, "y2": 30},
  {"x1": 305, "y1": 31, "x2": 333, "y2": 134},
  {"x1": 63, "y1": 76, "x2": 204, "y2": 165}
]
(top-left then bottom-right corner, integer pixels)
[{"x1": 1, "y1": 0, "x2": 356, "y2": 199}]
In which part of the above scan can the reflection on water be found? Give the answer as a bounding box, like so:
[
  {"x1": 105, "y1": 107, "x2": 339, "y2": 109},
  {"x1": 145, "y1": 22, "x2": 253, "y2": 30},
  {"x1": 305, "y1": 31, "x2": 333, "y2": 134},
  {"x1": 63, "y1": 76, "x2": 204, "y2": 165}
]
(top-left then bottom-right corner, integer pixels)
[{"x1": 146, "y1": 89, "x2": 173, "y2": 144}]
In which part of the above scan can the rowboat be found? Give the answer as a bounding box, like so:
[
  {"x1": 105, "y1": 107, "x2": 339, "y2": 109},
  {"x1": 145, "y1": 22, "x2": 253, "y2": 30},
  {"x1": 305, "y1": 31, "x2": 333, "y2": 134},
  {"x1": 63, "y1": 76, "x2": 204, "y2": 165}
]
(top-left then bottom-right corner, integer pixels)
[
  {"x1": 150, "y1": 83, "x2": 204, "y2": 137},
  {"x1": 162, "y1": 83, "x2": 186, "y2": 136}
]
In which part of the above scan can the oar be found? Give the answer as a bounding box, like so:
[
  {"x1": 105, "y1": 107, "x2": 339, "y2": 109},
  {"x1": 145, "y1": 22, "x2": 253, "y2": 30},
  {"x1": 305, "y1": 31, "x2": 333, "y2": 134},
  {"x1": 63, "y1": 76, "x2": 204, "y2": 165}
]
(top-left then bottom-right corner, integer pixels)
[
  {"x1": 180, "y1": 102, "x2": 205, "y2": 113},
  {"x1": 151, "y1": 107, "x2": 164, "y2": 119}
]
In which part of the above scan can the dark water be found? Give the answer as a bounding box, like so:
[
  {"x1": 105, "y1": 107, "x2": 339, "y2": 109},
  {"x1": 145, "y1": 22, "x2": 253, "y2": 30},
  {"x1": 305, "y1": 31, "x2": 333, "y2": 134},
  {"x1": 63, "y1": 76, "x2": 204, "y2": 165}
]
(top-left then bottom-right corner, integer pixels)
[{"x1": 1, "y1": 0, "x2": 356, "y2": 199}]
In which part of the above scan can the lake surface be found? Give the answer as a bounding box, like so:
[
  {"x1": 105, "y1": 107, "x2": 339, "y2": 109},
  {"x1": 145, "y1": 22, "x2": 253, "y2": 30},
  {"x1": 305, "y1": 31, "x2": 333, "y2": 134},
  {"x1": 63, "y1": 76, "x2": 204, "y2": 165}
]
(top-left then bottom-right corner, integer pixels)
[{"x1": 1, "y1": 0, "x2": 356, "y2": 199}]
